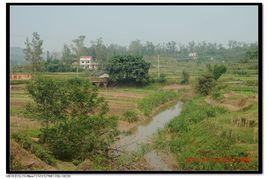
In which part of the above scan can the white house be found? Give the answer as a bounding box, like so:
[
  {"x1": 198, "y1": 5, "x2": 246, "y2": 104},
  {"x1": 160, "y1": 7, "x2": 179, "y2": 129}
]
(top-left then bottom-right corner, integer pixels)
[
  {"x1": 188, "y1": 52, "x2": 198, "y2": 60},
  {"x1": 79, "y1": 56, "x2": 97, "y2": 70}
]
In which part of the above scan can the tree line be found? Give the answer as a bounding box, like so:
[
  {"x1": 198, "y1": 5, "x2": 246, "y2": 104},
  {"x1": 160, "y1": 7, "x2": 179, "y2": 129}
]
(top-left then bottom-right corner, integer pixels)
[{"x1": 22, "y1": 32, "x2": 258, "y2": 73}]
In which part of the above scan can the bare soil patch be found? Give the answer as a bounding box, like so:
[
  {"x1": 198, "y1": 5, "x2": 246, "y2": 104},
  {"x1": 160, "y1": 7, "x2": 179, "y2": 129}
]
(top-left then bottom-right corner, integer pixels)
[{"x1": 10, "y1": 141, "x2": 55, "y2": 171}]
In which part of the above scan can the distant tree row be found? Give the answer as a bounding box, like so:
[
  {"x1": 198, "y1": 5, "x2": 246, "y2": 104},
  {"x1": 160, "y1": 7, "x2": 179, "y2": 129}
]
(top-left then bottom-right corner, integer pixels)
[{"x1": 22, "y1": 32, "x2": 258, "y2": 73}]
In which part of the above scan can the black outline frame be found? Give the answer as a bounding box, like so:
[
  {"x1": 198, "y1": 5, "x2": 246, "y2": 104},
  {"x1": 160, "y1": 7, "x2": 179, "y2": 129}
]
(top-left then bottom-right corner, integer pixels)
[{"x1": 6, "y1": 2, "x2": 263, "y2": 174}]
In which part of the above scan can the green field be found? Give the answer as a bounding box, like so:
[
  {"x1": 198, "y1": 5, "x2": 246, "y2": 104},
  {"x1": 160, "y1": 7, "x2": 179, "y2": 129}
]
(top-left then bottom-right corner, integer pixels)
[{"x1": 10, "y1": 57, "x2": 259, "y2": 171}]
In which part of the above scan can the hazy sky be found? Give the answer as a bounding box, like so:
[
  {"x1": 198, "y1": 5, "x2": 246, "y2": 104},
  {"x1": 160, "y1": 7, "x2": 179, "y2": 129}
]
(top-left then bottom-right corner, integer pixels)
[{"x1": 10, "y1": 5, "x2": 258, "y2": 51}]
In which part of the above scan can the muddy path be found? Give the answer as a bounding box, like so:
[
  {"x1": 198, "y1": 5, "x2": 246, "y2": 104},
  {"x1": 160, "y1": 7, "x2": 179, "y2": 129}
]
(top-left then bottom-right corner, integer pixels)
[{"x1": 114, "y1": 102, "x2": 182, "y2": 170}]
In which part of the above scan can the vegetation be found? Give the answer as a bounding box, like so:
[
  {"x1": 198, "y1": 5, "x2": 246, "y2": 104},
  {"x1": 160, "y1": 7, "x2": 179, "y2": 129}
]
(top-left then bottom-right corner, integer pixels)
[
  {"x1": 123, "y1": 111, "x2": 138, "y2": 123},
  {"x1": 138, "y1": 90, "x2": 178, "y2": 116},
  {"x1": 23, "y1": 32, "x2": 43, "y2": 73},
  {"x1": 196, "y1": 73, "x2": 215, "y2": 96},
  {"x1": 157, "y1": 74, "x2": 167, "y2": 83},
  {"x1": 12, "y1": 133, "x2": 56, "y2": 165},
  {"x1": 106, "y1": 55, "x2": 150, "y2": 85},
  {"x1": 154, "y1": 97, "x2": 258, "y2": 171},
  {"x1": 180, "y1": 70, "x2": 190, "y2": 84},
  {"x1": 10, "y1": 33, "x2": 259, "y2": 171},
  {"x1": 25, "y1": 77, "x2": 118, "y2": 162},
  {"x1": 208, "y1": 64, "x2": 227, "y2": 80}
]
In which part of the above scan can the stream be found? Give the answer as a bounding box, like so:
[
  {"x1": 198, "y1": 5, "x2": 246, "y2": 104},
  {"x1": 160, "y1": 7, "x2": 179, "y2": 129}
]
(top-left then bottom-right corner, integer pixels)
[{"x1": 114, "y1": 102, "x2": 183, "y2": 170}]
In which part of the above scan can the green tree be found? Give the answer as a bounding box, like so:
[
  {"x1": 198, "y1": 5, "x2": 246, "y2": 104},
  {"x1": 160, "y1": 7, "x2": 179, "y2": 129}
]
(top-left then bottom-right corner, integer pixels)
[
  {"x1": 72, "y1": 36, "x2": 87, "y2": 73},
  {"x1": 107, "y1": 55, "x2": 150, "y2": 85},
  {"x1": 246, "y1": 46, "x2": 258, "y2": 60},
  {"x1": 91, "y1": 37, "x2": 108, "y2": 69},
  {"x1": 23, "y1": 32, "x2": 43, "y2": 73},
  {"x1": 26, "y1": 78, "x2": 116, "y2": 161},
  {"x1": 61, "y1": 44, "x2": 74, "y2": 65},
  {"x1": 196, "y1": 74, "x2": 215, "y2": 96},
  {"x1": 211, "y1": 64, "x2": 227, "y2": 80}
]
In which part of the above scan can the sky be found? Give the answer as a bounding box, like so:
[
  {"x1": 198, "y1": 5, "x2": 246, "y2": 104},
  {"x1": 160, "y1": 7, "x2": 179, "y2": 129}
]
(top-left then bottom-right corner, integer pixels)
[{"x1": 10, "y1": 5, "x2": 258, "y2": 51}]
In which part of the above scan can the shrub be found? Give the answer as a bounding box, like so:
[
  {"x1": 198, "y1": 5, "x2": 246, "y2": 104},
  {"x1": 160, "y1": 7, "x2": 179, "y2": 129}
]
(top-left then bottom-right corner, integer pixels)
[
  {"x1": 211, "y1": 83, "x2": 225, "y2": 100},
  {"x1": 180, "y1": 70, "x2": 190, "y2": 84},
  {"x1": 44, "y1": 115, "x2": 118, "y2": 161},
  {"x1": 157, "y1": 74, "x2": 167, "y2": 83},
  {"x1": 138, "y1": 91, "x2": 178, "y2": 116},
  {"x1": 212, "y1": 65, "x2": 227, "y2": 80},
  {"x1": 196, "y1": 74, "x2": 215, "y2": 96},
  {"x1": 12, "y1": 133, "x2": 56, "y2": 165},
  {"x1": 123, "y1": 111, "x2": 138, "y2": 123}
]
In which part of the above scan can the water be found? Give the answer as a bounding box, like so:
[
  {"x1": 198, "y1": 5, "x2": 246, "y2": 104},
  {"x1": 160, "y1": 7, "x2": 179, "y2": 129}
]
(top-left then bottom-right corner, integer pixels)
[{"x1": 115, "y1": 102, "x2": 183, "y2": 152}]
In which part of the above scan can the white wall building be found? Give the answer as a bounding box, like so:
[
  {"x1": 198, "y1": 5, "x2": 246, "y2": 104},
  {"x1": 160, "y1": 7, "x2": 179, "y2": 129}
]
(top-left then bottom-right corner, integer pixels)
[
  {"x1": 188, "y1": 52, "x2": 198, "y2": 60},
  {"x1": 80, "y1": 56, "x2": 97, "y2": 70}
]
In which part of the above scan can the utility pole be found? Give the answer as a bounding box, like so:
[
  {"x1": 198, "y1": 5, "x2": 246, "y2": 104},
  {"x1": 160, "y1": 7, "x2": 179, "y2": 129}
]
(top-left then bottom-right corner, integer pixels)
[
  {"x1": 157, "y1": 54, "x2": 160, "y2": 78},
  {"x1": 76, "y1": 57, "x2": 79, "y2": 77}
]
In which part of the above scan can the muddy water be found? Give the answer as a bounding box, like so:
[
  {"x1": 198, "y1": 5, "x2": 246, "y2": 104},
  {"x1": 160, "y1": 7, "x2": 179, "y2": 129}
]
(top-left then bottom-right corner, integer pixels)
[{"x1": 114, "y1": 102, "x2": 182, "y2": 170}]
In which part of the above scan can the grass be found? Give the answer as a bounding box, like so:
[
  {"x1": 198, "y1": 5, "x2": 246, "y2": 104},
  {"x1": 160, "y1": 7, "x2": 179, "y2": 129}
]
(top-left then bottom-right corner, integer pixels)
[
  {"x1": 138, "y1": 90, "x2": 179, "y2": 116},
  {"x1": 9, "y1": 56, "x2": 259, "y2": 171},
  {"x1": 153, "y1": 94, "x2": 258, "y2": 171}
]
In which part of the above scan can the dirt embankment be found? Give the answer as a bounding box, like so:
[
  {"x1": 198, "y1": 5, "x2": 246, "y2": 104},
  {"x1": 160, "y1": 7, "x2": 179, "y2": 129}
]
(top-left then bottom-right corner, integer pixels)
[
  {"x1": 205, "y1": 92, "x2": 258, "y2": 111},
  {"x1": 10, "y1": 141, "x2": 55, "y2": 171}
]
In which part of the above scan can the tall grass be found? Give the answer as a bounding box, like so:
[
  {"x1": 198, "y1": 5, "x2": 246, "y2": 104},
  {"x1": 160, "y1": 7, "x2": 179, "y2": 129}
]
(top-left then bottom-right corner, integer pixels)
[
  {"x1": 138, "y1": 90, "x2": 178, "y2": 116},
  {"x1": 154, "y1": 97, "x2": 258, "y2": 171}
]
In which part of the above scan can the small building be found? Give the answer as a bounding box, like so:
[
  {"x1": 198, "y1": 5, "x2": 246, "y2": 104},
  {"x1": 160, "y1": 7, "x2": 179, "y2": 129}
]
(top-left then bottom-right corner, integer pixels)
[
  {"x1": 10, "y1": 74, "x2": 32, "y2": 81},
  {"x1": 188, "y1": 52, "x2": 198, "y2": 60},
  {"x1": 80, "y1": 56, "x2": 97, "y2": 70},
  {"x1": 90, "y1": 73, "x2": 109, "y2": 88}
]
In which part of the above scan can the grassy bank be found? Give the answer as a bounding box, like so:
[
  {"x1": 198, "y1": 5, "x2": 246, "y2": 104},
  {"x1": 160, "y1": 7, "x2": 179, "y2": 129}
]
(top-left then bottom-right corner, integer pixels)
[{"x1": 153, "y1": 96, "x2": 258, "y2": 171}]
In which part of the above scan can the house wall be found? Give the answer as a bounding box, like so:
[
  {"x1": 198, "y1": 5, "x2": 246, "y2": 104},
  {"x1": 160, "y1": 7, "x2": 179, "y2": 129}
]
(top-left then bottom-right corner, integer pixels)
[{"x1": 10, "y1": 74, "x2": 32, "y2": 81}]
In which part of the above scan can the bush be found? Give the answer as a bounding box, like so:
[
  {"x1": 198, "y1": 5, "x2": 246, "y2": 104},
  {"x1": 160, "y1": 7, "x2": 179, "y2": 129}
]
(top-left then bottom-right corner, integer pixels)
[
  {"x1": 196, "y1": 74, "x2": 215, "y2": 96},
  {"x1": 180, "y1": 70, "x2": 190, "y2": 84},
  {"x1": 212, "y1": 65, "x2": 227, "y2": 80},
  {"x1": 44, "y1": 115, "x2": 118, "y2": 161},
  {"x1": 123, "y1": 111, "x2": 138, "y2": 123},
  {"x1": 207, "y1": 64, "x2": 227, "y2": 80},
  {"x1": 211, "y1": 83, "x2": 226, "y2": 100},
  {"x1": 157, "y1": 74, "x2": 167, "y2": 83},
  {"x1": 12, "y1": 133, "x2": 56, "y2": 165}
]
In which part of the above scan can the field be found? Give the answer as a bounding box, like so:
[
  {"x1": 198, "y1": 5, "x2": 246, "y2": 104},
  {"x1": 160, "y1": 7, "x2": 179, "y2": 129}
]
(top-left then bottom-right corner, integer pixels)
[{"x1": 9, "y1": 57, "x2": 259, "y2": 171}]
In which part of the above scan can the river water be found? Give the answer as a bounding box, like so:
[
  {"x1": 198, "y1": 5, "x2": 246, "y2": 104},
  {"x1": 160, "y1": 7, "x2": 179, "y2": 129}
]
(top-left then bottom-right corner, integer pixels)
[{"x1": 114, "y1": 102, "x2": 183, "y2": 170}]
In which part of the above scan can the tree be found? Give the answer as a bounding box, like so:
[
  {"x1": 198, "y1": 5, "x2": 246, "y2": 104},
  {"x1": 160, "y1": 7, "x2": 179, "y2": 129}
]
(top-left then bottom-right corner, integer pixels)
[
  {"x1": 26, "y1": 77, "x2": 117, "y2": 161},
  {"x1": 166, "y1": 41, "x2": 177, "y2": 55},
  {"x1": 91, "y1": 37, "x2": 108, "y2": 69},
  {"x1": 211, "y1": 64, "x2": 227, "y2": 80},
  {"x1": 106, "y1": 55, "x2": 150, "y2": 85},
  {"x1": 196, "y1": 74, "x2": 215, "y2": 96},
  {"x1": 23, "y1": 32, "x2": 43, "y2": 73},
  {"x1": 246, "y1": 46, "x2": 258, "y2": 60},
  {"x1": 61, "y1": 44, "x2": 74, "y2": 65},
  {"x1": 180, "y1": 70, "x2": 190, "y2": 84},
  {"x1": 72, "y1": 35, "x2": 87, "y2": 73},
  {"x1": 128, "y1": 40, "x2": 143, "y2": 56}
]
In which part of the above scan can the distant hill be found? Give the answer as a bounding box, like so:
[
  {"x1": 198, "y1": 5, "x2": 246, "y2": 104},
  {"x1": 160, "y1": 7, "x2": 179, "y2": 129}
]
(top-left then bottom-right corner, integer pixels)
[{"x1": 10, "y1": 47, "x2": 27, "y2": 65}]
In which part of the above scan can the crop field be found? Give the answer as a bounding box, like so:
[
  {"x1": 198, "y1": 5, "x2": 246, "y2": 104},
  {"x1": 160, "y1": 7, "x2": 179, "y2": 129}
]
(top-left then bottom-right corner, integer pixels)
[{"x1": 9, "y1": 57, "x2": 259, "y2": 171}]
